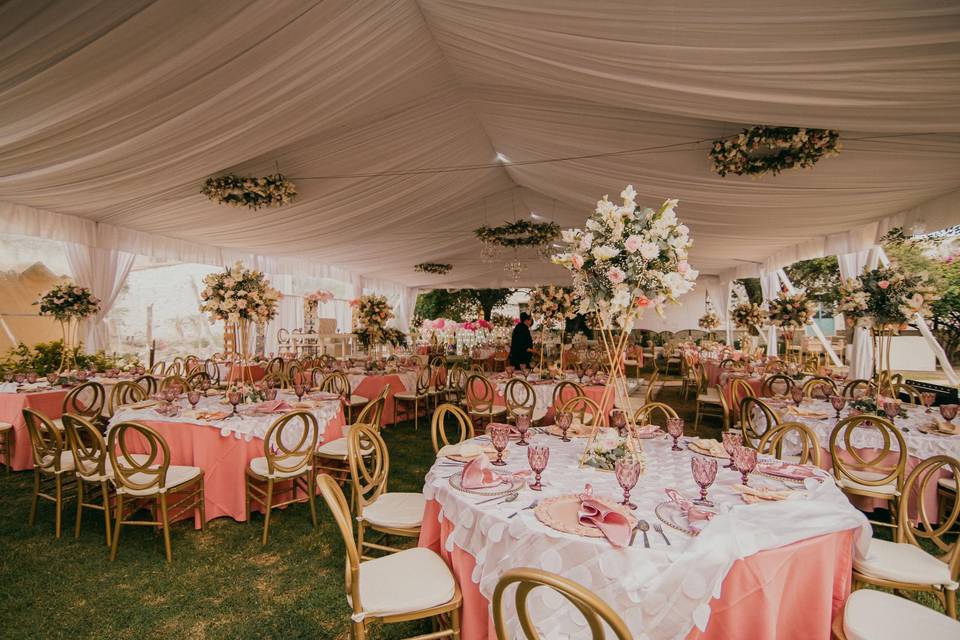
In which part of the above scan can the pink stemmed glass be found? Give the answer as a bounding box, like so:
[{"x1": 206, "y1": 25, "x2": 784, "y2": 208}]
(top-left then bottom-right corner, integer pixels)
[
  {"x1": 527, "y1": 444, "x2": 549, "y2": 491},
  {"x1": 488, "y1": 423, "x2": 510, "y2": 466},
  {"x1": 264, "y1": 387, "x2": 278, "y2": 401},
  {"x1": 201, "y1": 380, "x2": 211, "y2": 397},
  {"x1": 293, "y1": 383, "x2": 306, "y2": 401},
  {"x1": 920, "y1": 392, "x2": 936, "y2": 414},
  {"x1": 514, "y1": 414, "x2": 531, "y2": 446},
  {"x1": 666, "y1": 417, "x2": 684, "y2": 451},
  {"x1": 187, "y1": 390, "x2": 201, "y2": 409},
  {"x1": 615, "y1": 456, "x2": 642, "y2": 509},
  {"x1": 46, "y1": 372, "x2": 59, "y2": 385},
  {"x1": 14, "y1": 373, "x2": 26, "y2": 384},
  {"x1": 732, "y1": 446, "x2": 758, "y2": 486},
  {"x1": 227, "y1": 390, "x2": 242, "y2": 417},
  {"x1": 722, "y1": 430, "x2": 742, "y2": 469},
  {"x1": 691, "y1": 456, "x2": 718, "y2": 506},
  {"x1": 939, "y1": 404, "x2": 958, "y2": 424},
  {"x1": 883, "y1": 400, "x2": 901, "y2": 425},
  {"x1": 3, "y1": 373, "x2": 13, "y2": 383},
  {"x1": 790, "y1": 386, "x2": 804, "y2": 407},
  {"x1": 609, "y1": 409, "x2": 628, "y2": 437},
  {"x1": 505, "y1": 365, "x2": 515, "y2": 378},
  {"x1": 556, "y1": 411, "x2": 573, "y2": 442},
  {"x1": 26, "y1": 373, "x2": 37, "y2": 384},
  {"x1": 830, "y1": 395, "x2": 846, "y2": 420}
]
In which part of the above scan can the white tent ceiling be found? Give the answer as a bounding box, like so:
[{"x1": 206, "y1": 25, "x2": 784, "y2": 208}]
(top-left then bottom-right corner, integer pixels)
[{"x1": 1, "y1": 0, "x2": 959, "y2": 289}]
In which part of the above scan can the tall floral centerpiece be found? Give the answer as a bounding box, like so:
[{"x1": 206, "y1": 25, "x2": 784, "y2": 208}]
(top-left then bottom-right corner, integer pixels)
[
  {"x1": 352, "y1": 294, "x2": 395, "y2": 353},
  {"x1": 553, "y1": 185, "x2": 697, "y2": 461},
  {"x1": 731, "y1": 302, "x2": 767, "y2": 353},
  {"x1": 303, "y1": 289, "x2": 333, "y2": 334},
  {"x1": 768, "y1": 291, "x2": 815, "y2": 344},
  {"x1": 527, "y1": 285, "x2": 576, "y2": 368},
  {"x1": 36, "y1": 282, "x2": 101, "y2": 373},
  {"x1": 837, "y1": 262, "x2": 936, "y2": 385},
  {"x1": 698, "y1": 293, "x2": 721, "y2": 331}
]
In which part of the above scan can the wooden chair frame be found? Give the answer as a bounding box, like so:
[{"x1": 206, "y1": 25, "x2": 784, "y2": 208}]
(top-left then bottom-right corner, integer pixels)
[
  {"x1": 62, "y1": 381, "x2": 106, "y2": 425},
  {"x1": 633, "y1": 401, "x2": 678, "y2": 427},
  {"x1": 802, "y1": 375, "x2": 838, "y2": 399},
  {"x1": 463, "y1": 373, "x2": 505, "y2": 428},
  {"x1": 504, "y1": 378, "x2": 540, "y2": 423},
  {"x1": 108, "y1": 380, "x2": 147, "y2": 416},
  {"x1": 62, "y1": 414, "x2": 115, "y2": 544},
  {"x1": 23, "y1": 407, "x2": 76, "y2": 538},
  {"x1": 551, "y1": 380, "x2": 585, "y2": 412},
  {"x1": 393, "y1": 366, "x2": 433, "y2": 430},
  {"x1": 431, "y1": 403, "x2": 475, "y2": 454},
  {"x1": 560, "y1": 395, "x2": 603, "y2": 427},
  {"x1": 757, "y1": 421, "x2": 822, "y2": 466},
  {"x1": 739, "y1": 396, "x2": 780, "y2": 447},
  {"x1": 761, "y1": 374, "x2": 795, "y2": 397}
]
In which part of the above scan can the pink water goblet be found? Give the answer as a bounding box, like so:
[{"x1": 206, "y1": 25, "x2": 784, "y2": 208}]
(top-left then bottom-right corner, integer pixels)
[
  {"x1": 883, "y1": 400, "x2": 901, "y2": 424},
  {"x1": 790, "y1": 387, "x2": 804, "y2": 407},
  {"x1": 939, "y1": 404, "x2": 958, "y2": 424},
  {"x1": 691, "y1": 456, "x2": 718, "y2": 506},
  {"x1": 201, "y1": 380, "x2": 211, "y2": 397},
  {"x1": 732, "y1": 446, "x2": 758, "y2": 486},
  {"x1": 921, "y1": 392, "x2": 936, "y2": 414},
  {"x1": 722, "y1": 430, "x2": 742, "y2": 469},
  {"x1": 609, "y1": 409, "x2": 628, "y2": 437},
  {"x1": 3, "y1": 373, "x2": 13, "y2": 383},
  {"x1": 556, "y1": 411, "x2": 573, "y2": 442},
  {"x1": 489, "y1": 423, "x2": 510, "y2": 466},
  {"x1": 514, "y1": 414, "x2": 531, "y2": 446},
  {"x1": 527, "y1": 444, "x2": 550, "y2": 491},
  {"x1": 666, "y1": 417, "x2": 684, "y2": 451},
  {"x1": 46, "y1": 372, "x2": 59, "y2": 385},
  {"x1": 25, "y1": 373, "x2": 37, "y2": 384},
  {"x1": 294, "y1": 383, "x2": 307, "y2": 401},
  {"x1": 830, "y1": 395, "x2": 846, "y2": 420},
  {"x1": 615, "y1": 456, "x2": 642, "y2": 509},
  {"x1": 227, "y1": 390, "x2": 242, "y2": 417},
  {"x1": 187, "y1": 390, "x2": 201, "y2": 409},
  {"x1": 264, "y1": 387, "x2": 278, "y2": 402}
]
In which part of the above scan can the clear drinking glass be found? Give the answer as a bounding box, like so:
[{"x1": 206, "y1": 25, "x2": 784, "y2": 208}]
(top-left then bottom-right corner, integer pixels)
[
  {"x1": 556, "y1": 411, "x2": 574, "y2": 442},
  {"x1": 691, "y1": 456, "x2": 718, "y2": 506},
  {"x1": 527, "y1": 444, "x2": 550, "y2": 491},
  {"x1": 489, "y1": 423, "x2": 510, "y2": 466},
  {"x1": 732, "y1": 446, "x2": 758, "y2": 486},
  {"x1": 722, "y1": 430, "x2": 742, "y2": 469},
  {"x1": 830, "y1": 395, "x2": 846, "y2": 420},
  {"x1": 666, "y1": 417, "x2": 684, "y2": 451},
  {"x1": 514, "y1": 414, "x2": 531, "y2": 446},
  {"x1": 921, "y1": 392, "x2": 936, "y2": 414},
  {"x1": 615, "y1": 456, "x2": 642, "y2": 509}
]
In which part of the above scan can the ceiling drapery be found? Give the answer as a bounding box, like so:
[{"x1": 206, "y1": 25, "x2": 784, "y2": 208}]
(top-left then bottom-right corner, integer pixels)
[{"x1": 0, "y1": 0, "x2": 958, "y2": 288}]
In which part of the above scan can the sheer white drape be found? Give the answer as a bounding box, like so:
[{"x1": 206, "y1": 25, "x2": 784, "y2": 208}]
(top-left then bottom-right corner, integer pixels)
[
  {"x1": 759, "y1": 271, "x2": 780, "y2": 357},
  {"x1": 63, "y1": 243, "x2": 136, "y2": 353},
  {"x1": 721, "y1": 281, "x2": 735, "y2": 345},
  {"x1": 837, "y1": 249, "x2": 878, "y2": 380}
]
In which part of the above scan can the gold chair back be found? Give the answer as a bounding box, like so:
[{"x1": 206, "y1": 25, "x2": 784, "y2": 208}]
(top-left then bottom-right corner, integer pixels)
[
  {"x1": 321, "y1": 372, "x2": 352, "y2": 399},
  {"x1": 552, "y1": 380, "x2": 585, "y2": 411},
  {"x1": 492, "y1": 567, "x2": 632, "y2": 640},
  {"x1": 168, "y1": 357, "x2": 186, "y2": 376},
  {"x1": 739, "y1": 395, "x2": 780, "y2": 446},
  {"x1": 465, "y1": 374, "x2": 497, "y2": 413},
  {"x1": 760, "y1": 374, "x2": 794, "y2": 396},
  {"x1": 504, "y1": 378, "x2": 537, "y2": 420},
  {"x1": 842, "y1": 378, "x2": 876, "y2": 398},
  {"x1": 828, "y1": 414, "x2": 907, "y2": 493},
  {"x1": 265, "y1": 356, "x2": 285, "y2": 379},
  {"x1": 719, "y1": 357, "x2": 740, "y2": 369},
  {"x1": 149, "y1": 361, "x2": 166, "y2": 376},
  {"x1": 184, "y1": 355, "x2": 201, "y2": 375},
  {"x1": 801, "y1": 375, "x2": 837, "y2": 399},
  {"x1": 186, "y1": 371, "x2": 212, "y2": 391},
  {"x1": 316, "y1": 474, "x2": 364, "y2": 615},
  {"x1": 261, "y1": 411, "x2": 319, "y2": 476},
  {"x1": 22, "y1": 408, "x2": 68, "y2": 472},
  {"x1": 286, "y1": 360, "x2": 304, "y2": 388},
  {"x1": 897, "y1": 455, "x2": 960, "y2": 577},
  {"x1": 431, "y1": 404, "x2": 475, "y2": 454},
  {"x1": 757, "y1": 421, "x2": 822, "y2": 466},
  {"x1": 560, "y1": 395, "x2": 603, "y2": 426},
  {"x1": 158, "y1": 375, "x2": 189, "y2": 392},
  {"x1": 892, "y1": 382, "x2": 922, "y2": 405},
  {"x1": 644, "y1": 370, "x2": 661, "y2": 404},
  {"x1": 134, "y1": 374, "x2": 157, "y2": 395},
  {"x1": 633, "y1": 401, "x2": 678, "y2": 427},
  {"x1": 108, "y1": 380, "x2": 147, "y2": 415},
  {"x1": 729, "y1": 378, "x2": 756, "y2": 408},
  {"x1": 62, "y1": 414, "x2": 109, "y2": 478},
  {"x1": 446, "y1": 365, "x2": 466, "y2": 401},
  {"x1": 108, "y1": 421, "x2": 171, "y2": 493},
  {"x1": 354, "y1": 386, "x2": 389, "y2": 431},
  {"x1": 63, "y1": 381, "x2": 106, "y2": 420},
  {"x1": 414, "y1": 365, "x2": 432, "y2": 396},
  {"x1": 347, "y1": 424, "x2": 389, "y2": 512}
]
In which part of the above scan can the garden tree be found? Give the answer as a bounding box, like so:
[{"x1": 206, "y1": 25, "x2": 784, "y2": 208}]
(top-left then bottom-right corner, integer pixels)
[
  {"x1": 784, "y1": 256, "x2": 841, "y2": 309},
  {"x1": 414, "y1": 288, "x2": 513, "y2": 322},
  {"x1": 734, "y1": 278, "x2": 763, "y2": 305}
]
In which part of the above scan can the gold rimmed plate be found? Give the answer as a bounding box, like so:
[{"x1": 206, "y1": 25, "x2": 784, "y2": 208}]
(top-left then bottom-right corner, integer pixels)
[
  {"x1": 448, "y1": 473, "x2": 523, "y2": 497},
  {"x1": 654, "y1": 501, "x2": 714, "y2": 537}
]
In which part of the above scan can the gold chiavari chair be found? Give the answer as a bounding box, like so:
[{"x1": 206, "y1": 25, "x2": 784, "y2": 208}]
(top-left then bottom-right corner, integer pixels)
[
  {"x1": 729, "y1": 378, "x2": 757, "y2": 417},
  {"x1": 829, "y1": 414, "x2": 906, "y2": 530},
  {"x1": 492, "y1": 568, "x2": 631, "y2": 640},
  {"x1": 316, "y1": 474, "x2": 462, "y2": 640},
  {"x1": 318, "y1": 354, "x2": 336, "y2": 370},
  {"x1": 718, "y1": 357, "x2": 739, "y2": 369},
  {"x1": 552, "y1": 380, "x2": 585, "y2": 413},
  {"x1": 444, "y1": 365, "x2": 466, "y2": 405},
  {"x1": 431, "y1": 403, "x2": 475, "y2": 454},
  {"x1": 322, "y1": 372, "x2": 368, "y2": 423},
  {"x1": 504, "y1": 378, "x2": 546, "y2": 424},
  {"x1": 134, "y1": 374, "x2": 158, "y2": 395},
  {"x1": 348, "y1": 424, "x2": 424, "y2": 558},
  {"x1": 739, "y1": 395, "x2": 780, "y2": 447},
  {"x1": 264, "y1": 356, "x2": 285, "y2": 380},
  {"x1": 168, "y1": 357, "x2": 186, "y2": 376},
  {"x1": 61, "y1": 380, "x2": 107, "y2": 427},
  {"x1": 469, "y1": 363, "x2": 486, "y2": 375},
  {"x1": 202, "y1": 358, "x2": 221, "y2": 388},
  {"x1": 149, "y1": 361, "x2": 166, "y2": 376},
  {"x1": 185, "y1": 370, "x2": 212, "y2": 392},
  {"x1": 892, "y1": 382, "x2": 922, "y2": 405},
  {"x1": 427, "y1": 359, "x2": 448, "y2": 411},
  {"x1": 757, "y1": 421, "x2": 822, "y2": 466},
  {"x1": 802, "y1": 375, "x2": 838, "y2": 399},
  {"x1": 23, "y1": 407, "x2": 75, "y2": 538},
  {"x1": 644, "y1": 370, "x2": 662, "y2": 404},
  {"x1": 761, "y1": 373, "x2": 795, "y2": 397},
  {"x1": 108, "y1": 380, "x2": 147, "y2": 416},
  {"x1": 765, "y1": 359, "x2": 786, "y2": 374},
  {"x1": 842, "y1": 378, "x2": 877, "y2": 399},
  {"x1": 633, "y1": 401, "x2": 678, "y2": 428},
  {"x1": 108, "y1": 421, "x2": 205, "y2": 561},
  {"x1": 158, "y1": 374, "x2": 189, "y2": 392},
  {"x1": 462, "y1": 373, "x2": 507, "y2": 428},
  {"x1": 560, "y1": 395, "x2": 603, "y2": 427},
  {"x1": 183, "y1": 355, "x2": 201, "y2": 375},
  {"x1": 851, "y1": 455, "x2": 960, "y2": 620},
  {"x1": 244, "y1": 410, "x2": 319, "y2": 545},
  {"x1": 832, "y1": 588, "x2": 960, "y2": 640},
  {"x1": 285, "y1": 359, "x2": 305, "y2": 389},
  {"x1": 314, "y1": 389, "x2": 388, "y2": 490},
  {"x1": 694, "y1": 363, "x2": 725, "y2": 434}
]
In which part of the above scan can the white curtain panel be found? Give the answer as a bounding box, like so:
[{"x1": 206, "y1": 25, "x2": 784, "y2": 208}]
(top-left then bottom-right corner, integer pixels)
[
  {"x1": 759, "y1": 271, "x2": 780, "y2": 357},
  {"x1": 63, "y1": 243, "x2": 136, "y2": 353},
  {"x1": 837, "y1": 249, "x2": 876, "y2": 379}
]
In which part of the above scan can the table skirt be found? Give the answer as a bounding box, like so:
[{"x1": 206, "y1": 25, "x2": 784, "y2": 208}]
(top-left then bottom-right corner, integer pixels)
[{"x1": 0, "y1": 390, "x2": 69, "y2": 471}]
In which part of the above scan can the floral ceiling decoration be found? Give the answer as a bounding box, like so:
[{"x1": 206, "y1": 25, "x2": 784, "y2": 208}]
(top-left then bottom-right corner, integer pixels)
[
  {"x1": 414, "y1": 262, "x2": 453, "y2": 275},
  {"x1": 709, "y1": 126, "x2": 841, "y2": 178},
  {"x1": 202, "y1": 173, "x2": 297, "y2": 210},
  {"x1": 474, "y1": 219, "x2": 561, "y2": 248}
]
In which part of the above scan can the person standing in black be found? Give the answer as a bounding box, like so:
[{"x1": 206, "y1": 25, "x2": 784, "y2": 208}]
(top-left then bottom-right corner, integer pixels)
[{"x1": 509, "y1": 312, "x2": 535, "y2": 368}]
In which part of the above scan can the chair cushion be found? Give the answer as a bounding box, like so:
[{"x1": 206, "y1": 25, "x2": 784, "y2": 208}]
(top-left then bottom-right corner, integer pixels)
[
  {"x1": 77, "y1": 453, "x2": 151, "y2": 482},
  {"x1": 39, "y1": 450, "x2": 75, "y2": 473},
  {"x1": 0, "y1": 421, "x2": 11, "y2": 431},
  {"x1": 843, "y1": 588, "x2": 960, "y2": 640},
  {"x1": 698, "y1": 389, "x2": 721, "y2": 403},
  {"x1": 394, "y1": 392, "x2": 426, "y2": 400},
  {"x1": 350, "y1": 547, "x2": 456, "y2": 619},
  {"x1": 349, "y1": 395, "x2": 368, "y2": 406},
  {"x1": 854, "y1": 538, "x2": 955, "y2": 587},
  {"x1": 361, "y1": 492, "x2": 425, "y2": 529},
  {"x1": 468, "y1": 405, "x2": 507, "y2": 416},
  {"x1": 938, "y1": 477, "x2": 956, "y2": 491},
  {"x1": 837, "y1": 470, "x2": 899, "y2": 496},
  {"x1": 315, "y1": 437, "x2": 372, "y2": 459},
  {"x1": 116, "y1": 465, "x2": 201, "y2": 496},
  {"x1": 249, "y1": 454, "x2": 312, "y2": 479}
]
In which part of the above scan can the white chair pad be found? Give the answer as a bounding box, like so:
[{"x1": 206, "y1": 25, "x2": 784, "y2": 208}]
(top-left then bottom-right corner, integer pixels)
[
  {"x1": 117, "y1": 465, "x2": 201, "y2": 496},
  {"x1": 938, "y1": 477, "x2": 956, "y2": 491},
  {"x1": 249, "y1": 454, "x2": 312, "y2": 479},
  {"x1": 468, "y1": 405, "x2": 507, "y2": 416},
  {"x1": 854, "y1": 538, "x2": 955, "y2": 587},
  {"x1": 39, "y1": 450, "x2": 75, "y2": 473},
  {"x1": 0, "y1": 421, "x2": 11, "y2": 431},
  {"x1": 698, "y1": 389, "x2": 721, "y2": 403},
  {"x1": 843, "y1": 589, "x2": 960, "y2": 640},
  {"x1": 394, "y1": 392, "x2": 427, "y2": 400},
  {"x1": 315, "y1": 437, "x2": 372, "y2": 459},
  {"x1": 349, "y1": 395, "x2": 368, "y2": 406},
  {"x1": 350, "y1": 547, "x2": 456, "y2": 619},
  {"x1": 511, "y1": 407, "x2": 548, "y2": 422},
  {"x1": 78, "y1": 453, "x2": 150, "y2": 482},
  {"x1": 837, "y1": 470, "x2": 899, "y2": 496},
  {"x1": 362, "y1": 492, "x2": 425, "y2": 529}
]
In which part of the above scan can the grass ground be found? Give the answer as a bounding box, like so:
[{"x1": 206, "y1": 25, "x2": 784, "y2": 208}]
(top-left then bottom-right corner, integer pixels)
[{"x1": 0, "y1": 370, "x2": 946, "y2": 639}]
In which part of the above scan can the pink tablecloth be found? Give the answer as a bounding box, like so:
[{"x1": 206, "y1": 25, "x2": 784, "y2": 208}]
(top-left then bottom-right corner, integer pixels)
[
  {"x1": 0, "y1": 389, "x2": 69, "y2": 471},
  {"x1": 720, "y1": 376, "x2": 763, "y2": 413},
  {"x1": 131, "y1": 410, "x2": 344, "y2": 528},
  {"x1": 226, "y1": 364, "x2": 266, "y2": 383},
  {"x1": 419, "y1": 499, "x2": 854, "y2": 640},
  {"x1": 352, "y1": 374, "x2": 409, "y2": 426}
]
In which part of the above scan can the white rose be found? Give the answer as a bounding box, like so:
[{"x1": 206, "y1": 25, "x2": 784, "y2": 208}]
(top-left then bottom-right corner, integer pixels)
[
  {"x1": 561, "y1": 228, "x2": 581, "y2": 244},
  {"x1": 639, "y1": 242, "x2": 660, "y2": 260},
  {"x1": 620, "y1": 184, "x2": 637, "y2": 207},
  {"x1": 579, "y1": 232, "x2": 594, "y2": 252},
  {"x1": 591, "y1": 245, "x2": 619, "y2": 261}
]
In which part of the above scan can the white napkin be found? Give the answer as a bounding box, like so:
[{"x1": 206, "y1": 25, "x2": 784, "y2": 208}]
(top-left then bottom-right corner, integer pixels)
[
  {"x1": 436, "y1": 441, "x2": 489, "y2": 459},
  {"x1": 0, "y1": 382, "x2": 16, "y2": 393}
]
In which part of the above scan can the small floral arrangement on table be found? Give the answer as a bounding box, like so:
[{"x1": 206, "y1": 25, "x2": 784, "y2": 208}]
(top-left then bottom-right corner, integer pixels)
[
  {"x1": 551, "y1": 185, "x2": 697, "y2": 329},
  {"x1": 767, "y1": 291, "x2": 815, "y2": 329},
  {"x1": 709, "y1": 126, "x2": 841, "y2": 178},
  {"x1": 527, "y1": 286, "x2": 577, "y2": 326},
  {"x1": 202, "y1": 173, "x2": 297, "y2": 210},
  {"x1": 850, "y1": 396, "x2": 907, "y2": 419},
  {"x1": 305, "y1": 290, "x2": 334, "y2": 303},
  {"x1": 581, "y1": 428, "x2": 644, "y2": 471},
  {"x1": 837, "y1": 262, "x2": 936, "y2": 330},
  {"x1": 731, "y1": 302, "x2": 767, "y2": 335},
  {"x1": 36, "y1": 282, "x2": 101, "y2": 321},
  {"x1": 414, "y1": 262, "x2": 452, "y2": 275},
  {"x1": 200, "y1": 262, "x2": 281, "y2": 324},
  {"x1": 698, "y1": 311, "x2": 721, "y2": 330}
]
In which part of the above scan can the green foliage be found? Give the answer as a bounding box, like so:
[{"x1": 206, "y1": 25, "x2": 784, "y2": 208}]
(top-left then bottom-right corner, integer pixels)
[
  {"x1": 414, "y1": 288, "x2": 513, "y2": 322},
  {"x1": 734, "y1": 278, "x2": 763, "y2": 304},
  {"x1": 784, "y1": 256, "x2": 840, "y2": 308},
  {"x1": 0, "y1": 341, "x2": 141, "y2": 375}
]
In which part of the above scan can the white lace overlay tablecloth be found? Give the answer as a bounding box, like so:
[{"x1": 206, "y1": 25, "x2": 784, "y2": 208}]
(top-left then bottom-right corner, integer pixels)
[
  {"x1": 424, "y1": 435, "x2": 869, "y2": 640},
  {"x1": 110, "y1": 392, "x2": 341, "y2": 444},
  {"x1": 773, "y1": 399, "x2": 960, "y2": 460}
]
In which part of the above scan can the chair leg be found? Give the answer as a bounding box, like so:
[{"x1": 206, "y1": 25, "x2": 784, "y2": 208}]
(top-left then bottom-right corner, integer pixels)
[
  {"x1": 54, "y1": 474, "x2": 63, "y2": 538},
  {"x1": 28, "y1": 469, "x2": 40, "y2": 526},
  {"x1": 414, "y1": 398, "x2": 419, "y2": 430},
  {"x1": 74, "y1": 479, "x2": 85, "y2": 539},
  {"x1": 451, "y1": 605, "x2": 462, "y2": 639},
  {"x1": 110, "y1": 494, "x2": 124, "y2": 561},
  {"x1": 261, "y1": 479, "x2": 274, "y2": 545},
  {"x1": 101, "y1": 481, "x2": 112, "y2": 546},
  {"x1": 244, "y1": 477, "x2": 252, "y2": 522},
  {"x1": 694, "y1": 402, "x2": 701, "y2": 434},
  {"x1": 159, "y1": 493, "x2": 172, "y2": 563},
  {"x1": 946, "y1": 589, "x2": 956, "y2": 619},
  {"x1": 198, "y1": 475, "x2": 206, "y2": 529},
  {"x1": 307, "y1": 472, "x2": 318, "y2": 528},
  {"x1": 352, "y1": 620, "x2": 367, "y2": 640}
]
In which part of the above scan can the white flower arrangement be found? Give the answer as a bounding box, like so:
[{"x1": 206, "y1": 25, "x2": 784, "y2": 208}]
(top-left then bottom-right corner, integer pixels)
[
  {"x1": 199, "y1": 262, "x2": 281, "y2": 325},
  {"x1": 202, "y1": 173, "x2": 297, "y2": 210},
  {"x1": 581, "y1": 428, "x2": 645, "y2": 471},
  {"x1": 709, "y1": 127, "x2": 840, "y2": 178},
  {"x1": 837, "y1": 263, "x2": 936, "y2": 330},
  {"x1": 698, "y1": 312, "x2": 721, "y2": 330},
  {"x1": 527, "y1": 286, "x2": 576, "y2": 325},
  {"x1": 731, "y1": 302, "x2": 768, "y2": 330},
  {"x1": 352, "y1": 294, "x2": 395, "y2": 348},
  {"x1": 552, "y1": 185, "x2": 697, "y2": 328},
  {"x1": 304, "y1": 289, "x2": 334, "y2": 303},
  {"x1": 767, "y1": 291, "x2": 816, "y2": 329}
]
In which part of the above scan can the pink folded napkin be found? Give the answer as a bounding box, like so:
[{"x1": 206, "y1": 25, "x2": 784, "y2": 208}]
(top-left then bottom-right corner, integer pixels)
[
  {"x1": 665, "y1": 488, "x2": 715, "y2": 531},
  {"x1": 461, "y1": 456, "x2": 509, "y2": 489},
  {"x1": 577, "y1": 484, "x2": 631, "y2": 547},
  {"x1": 757, "y1": 462, "x2": 819, "y2": 480},
  {"x1": 253, "y1": 400, "x2": 292, "y2": 414}
]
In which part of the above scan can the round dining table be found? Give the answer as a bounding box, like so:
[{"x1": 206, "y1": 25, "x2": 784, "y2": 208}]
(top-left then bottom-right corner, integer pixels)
[
  {"x1": 0, "y1": 385, "x2": 69, "y2": 470},
  {"x1": 419, "y1": 432, "x2": 868, "y2": 640}
]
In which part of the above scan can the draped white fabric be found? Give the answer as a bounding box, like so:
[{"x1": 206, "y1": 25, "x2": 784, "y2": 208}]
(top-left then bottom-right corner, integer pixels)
[
  {"x1": 837, "y1": 249, "x2": 879, "y2": 379},
  {"x1": 759, "y1": 272, "x2": 781, "y2": 357},
  {"x1": 63, "y1": 243, "x2": 136, "y2": 352},
  {"x1": 0, "y1": 0, "x2": 957, "y2": 290}
]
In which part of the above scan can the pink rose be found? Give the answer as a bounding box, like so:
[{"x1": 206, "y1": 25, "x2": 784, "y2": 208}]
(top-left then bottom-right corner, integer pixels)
[
  {"x1": 624, "y1": 235, "x2": 642, "y2": 253},
  {"x1": 677, "y1": 261, "x2": 690, "y2": 275},
  {"x1": 607, "y1": 267, "x2": 626, "y2": 284},
  {"x1": 878, "y1": 280, "x2": 889, "y2": 289},
  {"x1": 571, "y1": 254, "x2": 584, "y2": 270},
  {"x1": 635, "y1": 295, "x2": 650, "y2": 307}
]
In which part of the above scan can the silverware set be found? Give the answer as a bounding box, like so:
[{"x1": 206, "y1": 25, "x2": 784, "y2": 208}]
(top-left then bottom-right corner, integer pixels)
[
  {"x1": 508, "y1": 500, "x2": 539, "y2": 519},
  {"x1": 631, "y1": 519, "x2": 670, "y2": 547}
]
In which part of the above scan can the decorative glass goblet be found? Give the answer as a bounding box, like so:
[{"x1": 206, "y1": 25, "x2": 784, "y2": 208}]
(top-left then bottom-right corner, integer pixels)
[
  {"x1": 25, "y1": 373, "x2": 37, "y2": 384},
  {"x1": 615, "y1": 456, "x2": 642, "y2": 509},
  {"x1": 514, "y1": 414, "x2": 531, "y2": 446},
  {"x1": 722, "y1": 430, "x2": 742, "y2": 469},
  {"x1": 75, "y1": 371, "x2": 88, "y2": 382},
  {"x1": 201, "y1": 380, "x2": 211, "y2": 397},
  {"x1": 489, "y1": 423, "x2": 510, "y2": 466},
  {"x1": 732, "y1": 446, "x2": 758, "y2": 486},
  {"x1": 227, "y1": 390, "x2": 242, "y2": 417},
  {"x1": 609, "y1": 409, "x2": 628, "y2": 437},
  {"x1": 264, "y1": 387, "x2": 278, "y2": 401},
  {"x1": 691, "y1": 456, "x2": 718, "y2": 506},
  {"x1": 790, "y1": 387, "x2": 804, "y2": 407},
  {"x1": 830, "y1": 395, "x2": 846, "y2": 420},
  {"x1": 46, "y1": 372, "x2": 59, "y2": 385},
  {"x1": 505, "y1": 365, "x2": 515, "y2": 378},
  {"x1": 666, "y1": 417, "x2": 684, "y2": 451},
  {"x1": 187, "y1": 391, "x2": 201, "y2": 409},
  {"x1": 882, "y1": 400, "x2": 901, "y2": 425},
  {"x1": 527, "y1": 444, "x2": 550, "y2": 491},
  {"x1": 556, "y1": 411, "x2": 573, "y2": 442},
  {"x1": 294, "y1": 383, "x2": 306, "y2": 401},
  {"x1": 939, "y1": 404, "x2": 958, "y2": 424},
  {"x1": 921, "y1": 392, "x2": 936, "y2": 414}
]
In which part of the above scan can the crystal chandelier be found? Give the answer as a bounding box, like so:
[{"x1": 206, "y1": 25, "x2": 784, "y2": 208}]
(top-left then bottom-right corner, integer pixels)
[
  {"x1": 504, "y1": 257, "x2": 526, "y2": 282},
  {"x1": 480, "y1": 240, "x2": 500, "y2": 264}
]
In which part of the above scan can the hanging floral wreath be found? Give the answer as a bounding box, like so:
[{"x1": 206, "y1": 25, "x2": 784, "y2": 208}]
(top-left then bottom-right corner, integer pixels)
[
  {"x1": 202, "y1": 173, "x2": 297, "y2": 209},
  {"x1": 414, "y1": 262, "x2": 452, "y2": 275},
  {"x1": 837, "y1": 263, "x2": 936, "y2": 330},
  {"x1": 200, "y1": 262, "x2": 281, "y2": 324},
  {"x1": 527, "y1": 286, "x2": 576, "y2": 325},
  {"x1": 768, "y1": 291, "x2": 816, "y2": 329},
  {"x1": 731, "y1": 302, "x2": 768, "y2": 331},
  {"x1": 475, "y1": 220, "x2": 560, "y2": 248},
  {"x1": 698, "y1": 312, "x2": 721, "y2": 330},
  {"x1": 36, "y1": 282, "x2": 101, "y2": 321},
  {"x1": 709, "y1": 127, "x2": 841, "y2": 177}
]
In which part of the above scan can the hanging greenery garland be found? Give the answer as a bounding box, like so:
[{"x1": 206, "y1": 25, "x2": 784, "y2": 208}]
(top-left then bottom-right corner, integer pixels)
[
  {"x1": 709, "y1": 126, "x2": 840, "y2": 177},
  {"x1": 414, "y1": 262, "x2": 453, "y2": 275},
  {"x1": 475, "y1": 220, "x2": 560, "y2": 248},
  {"x1": 202, "y1": 173, "x2": 297, "y2": 209}
]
